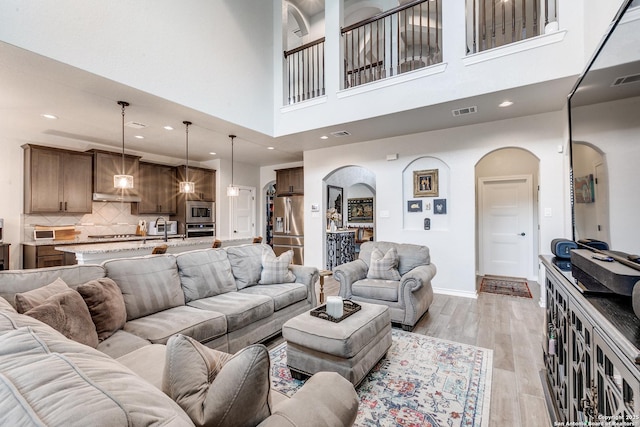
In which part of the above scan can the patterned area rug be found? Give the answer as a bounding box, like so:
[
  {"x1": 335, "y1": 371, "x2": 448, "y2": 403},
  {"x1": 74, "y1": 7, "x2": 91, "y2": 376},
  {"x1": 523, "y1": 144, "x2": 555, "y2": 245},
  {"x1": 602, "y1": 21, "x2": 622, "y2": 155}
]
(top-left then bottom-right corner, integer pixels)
[
  {"x1": 479, "y1": 276, "x2": 532, "y2": 298},
  {"x1": 270, "y1": 329, "x2": 493, "y2": 427}
]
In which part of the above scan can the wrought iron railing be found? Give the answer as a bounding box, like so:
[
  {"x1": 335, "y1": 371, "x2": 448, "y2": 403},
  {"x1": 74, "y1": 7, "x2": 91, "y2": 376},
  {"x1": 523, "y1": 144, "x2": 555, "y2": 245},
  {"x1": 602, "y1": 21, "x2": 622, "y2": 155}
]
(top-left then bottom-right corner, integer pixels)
[
  {"x1": 467, "y1": 0, "x2": 558, "y2": 54},
  {"x1": 341, "y1": 0, "x2": 442, "y2": 89},
  {"x1": 284, "y1": 37, "x2": 325, "y2": 105}
]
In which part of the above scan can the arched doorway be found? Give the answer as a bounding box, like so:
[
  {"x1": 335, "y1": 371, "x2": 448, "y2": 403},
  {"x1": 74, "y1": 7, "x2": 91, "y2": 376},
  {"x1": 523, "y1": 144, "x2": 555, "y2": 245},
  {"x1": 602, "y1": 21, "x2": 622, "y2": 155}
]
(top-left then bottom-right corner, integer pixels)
[
  {"x1": 323, "y1": 166, "x2": 376, "y2": 269},
  {"x1": 476, "y1": 148, "x2": 540, "y2": 280}
]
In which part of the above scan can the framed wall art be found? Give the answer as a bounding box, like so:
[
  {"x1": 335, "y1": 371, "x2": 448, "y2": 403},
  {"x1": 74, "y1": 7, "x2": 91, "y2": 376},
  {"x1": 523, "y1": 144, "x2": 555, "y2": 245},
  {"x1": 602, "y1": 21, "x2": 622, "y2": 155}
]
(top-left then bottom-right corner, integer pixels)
[
  {"x1": 348, "y1": 198, "x2": 373, "y2": 222},
  {"x1": 434, "y1": 199, "x2": 447, "y2": 214},
  {"x1": 413, "y1": 169, "x2": 439, "y2": 197},
  {"x1": 407, "y1": 200, "x2": 422, "y2": 212},
  {"x1": 574, "y1": 174, "x2": 594, "y2": 203}
]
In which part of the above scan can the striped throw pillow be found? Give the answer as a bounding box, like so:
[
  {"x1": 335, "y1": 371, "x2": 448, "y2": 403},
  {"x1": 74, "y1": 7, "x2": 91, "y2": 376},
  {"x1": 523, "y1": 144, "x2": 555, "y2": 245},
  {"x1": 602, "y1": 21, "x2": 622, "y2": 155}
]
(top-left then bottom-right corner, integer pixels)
[
  {"x1": 259, "y1": 250, "x2": 296, "y2": 285},
  {"x1": 367, "y1": 247, "x2": 402, "y2": 280}
]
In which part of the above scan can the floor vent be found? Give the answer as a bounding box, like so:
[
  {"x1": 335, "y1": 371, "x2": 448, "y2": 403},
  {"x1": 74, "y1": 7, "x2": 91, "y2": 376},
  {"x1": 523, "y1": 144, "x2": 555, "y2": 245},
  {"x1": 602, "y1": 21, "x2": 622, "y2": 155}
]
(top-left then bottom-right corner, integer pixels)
[
  {"x1": 452, "y1": 106, "x2": 477, "y2": 117},
  {"x1": 611, "y1": 73, "x2": 640, "y2": 87},
  {"x1": 125, "y1": 121, "x2": 148, "y2": 129},
  {"x1": 331, "y1": 130, "x2": 351, "y2": 137}
]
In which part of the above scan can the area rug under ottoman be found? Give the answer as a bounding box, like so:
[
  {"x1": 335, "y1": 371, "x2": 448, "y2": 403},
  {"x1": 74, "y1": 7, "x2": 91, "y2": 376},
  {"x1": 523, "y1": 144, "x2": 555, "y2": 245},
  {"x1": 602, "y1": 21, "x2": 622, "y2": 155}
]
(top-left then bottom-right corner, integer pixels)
[{"x1": 270, "y1": 329, "x2": 493, "y2": 427}]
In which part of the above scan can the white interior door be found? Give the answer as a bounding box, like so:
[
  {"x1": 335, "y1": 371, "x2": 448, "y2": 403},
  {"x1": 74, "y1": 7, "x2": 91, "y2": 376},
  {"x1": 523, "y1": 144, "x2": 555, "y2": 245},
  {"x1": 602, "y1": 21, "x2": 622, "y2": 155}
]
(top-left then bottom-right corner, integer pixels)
[
  {"x1": 230, "y1": 186, "x2": 256, "y2": 239},
  {"x1": 479, "y1": 175, "x2": 533, "y2": 278}
]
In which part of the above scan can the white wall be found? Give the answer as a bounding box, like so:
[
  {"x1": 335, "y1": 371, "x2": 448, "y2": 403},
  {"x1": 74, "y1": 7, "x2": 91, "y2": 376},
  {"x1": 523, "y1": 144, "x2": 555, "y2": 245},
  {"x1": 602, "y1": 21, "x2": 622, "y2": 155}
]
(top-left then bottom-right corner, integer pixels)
[
  {"x1": 0, "y1": 0, "x2": 275, "y2": 135},
  {"x1": 304, "y1": 111, "x2": 569, "y2": 297}
]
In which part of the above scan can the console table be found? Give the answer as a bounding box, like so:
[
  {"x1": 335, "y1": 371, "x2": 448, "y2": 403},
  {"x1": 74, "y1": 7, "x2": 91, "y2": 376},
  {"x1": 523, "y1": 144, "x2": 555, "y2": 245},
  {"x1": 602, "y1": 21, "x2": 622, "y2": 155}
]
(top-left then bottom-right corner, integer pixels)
[
  {"x1": 326, "y1": 230, "x2": 355, "y2": 270},
  {"x1": 540, "y1": 255, "x2": 640, "y2": 424}
]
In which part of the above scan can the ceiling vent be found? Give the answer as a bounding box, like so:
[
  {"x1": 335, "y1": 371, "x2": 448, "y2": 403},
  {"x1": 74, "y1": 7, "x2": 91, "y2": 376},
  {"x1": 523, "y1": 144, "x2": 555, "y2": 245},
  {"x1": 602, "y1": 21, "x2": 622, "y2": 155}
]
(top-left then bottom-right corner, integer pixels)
[
  {"x1": 452, "y1": 106, "x2": 477, "y2": 117},
  {"x1": 125, "y1": 121, "x2": 148, "y2": 129},
  {"x1": 330, "y1": 130, "x2": 351, "y2": 137},
  {"x1": 611, "y1": 73, "x2": 640, "y2": 87}
]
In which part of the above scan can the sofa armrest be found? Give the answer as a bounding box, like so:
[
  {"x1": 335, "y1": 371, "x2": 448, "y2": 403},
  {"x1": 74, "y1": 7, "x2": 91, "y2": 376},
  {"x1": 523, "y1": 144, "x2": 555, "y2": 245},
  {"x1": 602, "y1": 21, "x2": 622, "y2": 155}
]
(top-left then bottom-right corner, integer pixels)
[
  {"x1": 289, "y1": 265, "x2": 319, "y2": 306},
  {"x1": 258, "y1": 372, "x2": 358, "y2": 427},
  {"x1": 333, "y1": 259, "x2": 368, "y2": 299},
  {"x1": 399, "y1": 264, "x2": 437, "y2": 297}
]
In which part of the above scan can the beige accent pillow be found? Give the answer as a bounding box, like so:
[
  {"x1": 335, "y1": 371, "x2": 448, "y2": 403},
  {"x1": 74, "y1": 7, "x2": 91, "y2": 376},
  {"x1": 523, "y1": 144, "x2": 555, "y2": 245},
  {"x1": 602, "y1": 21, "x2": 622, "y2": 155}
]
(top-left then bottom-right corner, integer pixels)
[
  {"x1": 367, "y1": 247, "x2": 402, "y2": 281},
  {"x1": 259, "y1": 249, "x2": 296, "y2": 285},
  {"x1": 163, "y1": 334, "x2": 271, "y2": 426},
  {"x1": 76, "y1": 278, "x2": 127, "y2": 342},
  {"x1": 14, "y1": 277, "x2": 70, "y2": 314},
  {"x1": 24, "y1": 288, "x2": 99, "y2": 348}
]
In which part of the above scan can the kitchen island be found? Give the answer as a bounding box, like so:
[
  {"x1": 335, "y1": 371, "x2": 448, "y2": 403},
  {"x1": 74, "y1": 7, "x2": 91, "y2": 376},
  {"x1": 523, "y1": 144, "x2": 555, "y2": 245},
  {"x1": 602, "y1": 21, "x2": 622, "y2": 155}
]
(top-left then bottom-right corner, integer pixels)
[{"x1": 56, "y1": 236, "x2": 253, "y2": 265}]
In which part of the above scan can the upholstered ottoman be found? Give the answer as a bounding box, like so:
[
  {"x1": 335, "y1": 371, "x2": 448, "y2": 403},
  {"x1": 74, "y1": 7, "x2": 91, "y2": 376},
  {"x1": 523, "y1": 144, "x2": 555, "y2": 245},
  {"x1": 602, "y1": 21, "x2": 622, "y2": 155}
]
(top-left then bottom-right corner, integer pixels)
[{"x1": 282, "y1": 301, "x2": 391, "y2": 386}]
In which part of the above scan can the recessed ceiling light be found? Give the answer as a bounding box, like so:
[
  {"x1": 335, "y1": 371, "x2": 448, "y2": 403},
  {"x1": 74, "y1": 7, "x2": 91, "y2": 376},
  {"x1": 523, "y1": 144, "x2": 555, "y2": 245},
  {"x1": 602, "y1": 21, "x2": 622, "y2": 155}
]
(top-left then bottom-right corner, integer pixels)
[
  {"x1": 134, "y1": 135, "x2": 144, "y2": 139},
  {"x1": 209, "y1": 152, "x2": 217, "y2": 156},
  {"x1": 320, "y1": 135, "x2": 329, "y2": 140},
  {"x1": 163, "y1": 125, "x2": 174, "y2": 131},
  {"x1": 499, "y1": 101, "x2": 514, "y2": 107},
  {"x1": 41, "y1": 113, "x2": 58, "y2": 119},
  {"x1": 267, "y1": 146, "x2": 275, "y2": 150}
]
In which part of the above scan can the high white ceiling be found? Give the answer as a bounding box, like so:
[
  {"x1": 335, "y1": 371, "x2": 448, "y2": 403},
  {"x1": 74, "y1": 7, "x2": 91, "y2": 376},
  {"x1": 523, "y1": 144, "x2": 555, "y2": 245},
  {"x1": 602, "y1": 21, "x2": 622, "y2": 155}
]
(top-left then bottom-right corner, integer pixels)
[{"x1": 0, "y1": 39, "x2": 577, "y2": 168}]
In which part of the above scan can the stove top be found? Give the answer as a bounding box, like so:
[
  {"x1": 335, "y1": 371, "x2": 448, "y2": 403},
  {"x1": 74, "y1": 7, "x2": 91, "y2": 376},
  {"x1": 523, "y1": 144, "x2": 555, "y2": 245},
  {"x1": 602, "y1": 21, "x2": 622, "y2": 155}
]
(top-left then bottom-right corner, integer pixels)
[{"x1": 88, "y1": 234, "x2": 140, "y2": 239}]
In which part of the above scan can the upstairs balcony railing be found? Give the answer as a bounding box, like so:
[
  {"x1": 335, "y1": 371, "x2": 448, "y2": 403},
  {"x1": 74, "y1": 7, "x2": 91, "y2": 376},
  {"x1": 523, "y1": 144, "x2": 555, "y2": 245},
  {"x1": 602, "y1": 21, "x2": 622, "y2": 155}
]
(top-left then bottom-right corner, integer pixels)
[
  {"x1": 284, "y1": 37, "x2": 325, "y2": 105},
  {"x1": 467, "y1": 0, "x2": 558, "y2": 54},
  {"x1": 341, "y1": 0, "x2": 443, "y2": 89}
]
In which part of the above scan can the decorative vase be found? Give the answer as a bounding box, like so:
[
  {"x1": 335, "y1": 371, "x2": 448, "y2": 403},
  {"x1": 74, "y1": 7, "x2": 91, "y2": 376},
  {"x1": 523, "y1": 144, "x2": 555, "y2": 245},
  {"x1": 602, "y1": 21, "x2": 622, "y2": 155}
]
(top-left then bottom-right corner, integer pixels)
[{"x1": 330, "y1": 221, "x2": 337, "y2": 232}]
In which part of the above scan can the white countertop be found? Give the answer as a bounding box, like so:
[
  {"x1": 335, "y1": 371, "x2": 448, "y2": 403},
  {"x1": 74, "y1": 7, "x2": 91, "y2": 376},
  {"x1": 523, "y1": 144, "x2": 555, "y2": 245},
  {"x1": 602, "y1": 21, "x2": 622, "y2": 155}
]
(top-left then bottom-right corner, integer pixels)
[
  {"x1": 22, "y1": 235, "x2": 185, "y2": 247},
  {"x1": 55, "y1": 236, "x2": 250, "y2": 254}
]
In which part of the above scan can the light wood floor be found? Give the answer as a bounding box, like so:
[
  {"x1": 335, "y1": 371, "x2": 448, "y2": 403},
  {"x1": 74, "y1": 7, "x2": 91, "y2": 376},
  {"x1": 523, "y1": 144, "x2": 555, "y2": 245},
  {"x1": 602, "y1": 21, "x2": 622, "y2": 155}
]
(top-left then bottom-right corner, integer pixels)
[{"x1": 267, "y1": 276, "x2": 550, "y2": 426}]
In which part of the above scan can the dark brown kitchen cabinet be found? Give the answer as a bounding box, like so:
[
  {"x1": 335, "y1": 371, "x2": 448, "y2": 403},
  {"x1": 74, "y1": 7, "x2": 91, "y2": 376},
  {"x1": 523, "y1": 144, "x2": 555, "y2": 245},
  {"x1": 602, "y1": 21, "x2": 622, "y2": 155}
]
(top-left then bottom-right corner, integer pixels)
[
  {"x1": 275, "y1": 167, "x2": 304, "y2": 196},
  {"x1": 23, "y1": 145, "x2": 93, "y2": 214},
  {"x1": 177, "y1": 166, "x2": 215, "y2": 201},
  {"x1": 134, "y1": 162, "x2": 177, "y2": 214},
  {"x1": 23, "y1": 244, "x2": 76, "y2": 270},
  {"x1": 91, "y1": 150, "x2": 140, "y2": 197}
]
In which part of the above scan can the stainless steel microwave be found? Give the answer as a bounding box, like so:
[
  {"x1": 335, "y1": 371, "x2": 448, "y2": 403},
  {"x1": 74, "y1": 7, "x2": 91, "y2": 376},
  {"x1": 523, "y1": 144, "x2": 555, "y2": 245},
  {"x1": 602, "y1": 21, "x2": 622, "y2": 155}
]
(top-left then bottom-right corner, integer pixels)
[{"x1": 186, "y1": 201, "x2": 215, "y2": 224}]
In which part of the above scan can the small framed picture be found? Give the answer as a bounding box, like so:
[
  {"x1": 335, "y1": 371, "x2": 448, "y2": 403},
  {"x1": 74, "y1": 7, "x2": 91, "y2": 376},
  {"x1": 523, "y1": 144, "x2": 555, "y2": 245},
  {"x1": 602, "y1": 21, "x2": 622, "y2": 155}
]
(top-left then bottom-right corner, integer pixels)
[
  {"x1": 434, "y1": 199, "x2": 447, "y2": 214},
  {"x1": 413, "y1": 169, "x2": 439, "y2": 197},
  {"x1": 407, "y1": 200, "x2": 422, "y2": 212}
]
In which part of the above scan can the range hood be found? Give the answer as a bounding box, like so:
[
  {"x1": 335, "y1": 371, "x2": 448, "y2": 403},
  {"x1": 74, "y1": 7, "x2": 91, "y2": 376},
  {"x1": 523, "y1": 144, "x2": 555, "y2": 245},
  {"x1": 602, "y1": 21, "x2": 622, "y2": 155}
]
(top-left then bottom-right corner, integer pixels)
[{"x1": 92, "y1": 192, "x2": 142, "y2": 203}]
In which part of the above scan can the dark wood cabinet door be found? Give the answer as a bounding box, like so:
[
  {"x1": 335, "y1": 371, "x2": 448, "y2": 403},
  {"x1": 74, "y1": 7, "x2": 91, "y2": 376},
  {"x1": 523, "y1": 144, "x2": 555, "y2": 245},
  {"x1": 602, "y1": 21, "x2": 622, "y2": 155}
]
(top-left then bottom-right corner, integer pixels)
[
  {"x1": 93, "y1": 151, "x2": 140, "y2": 196},
  {"x1": 179, "y1": 166, "x2": 215, "y2": 202},
  {"x1": 62, "y1": 152, "x2": 93, "y2": 213},
  {"x1": 137, "y1": 163, "x2": 177, "y2": 214},
  {"x1": 275, "y1": 167, "x2": 304, "y2": 196},
  {"x1": 29, "y1": 148, "x2": 64, "y2": 213}
]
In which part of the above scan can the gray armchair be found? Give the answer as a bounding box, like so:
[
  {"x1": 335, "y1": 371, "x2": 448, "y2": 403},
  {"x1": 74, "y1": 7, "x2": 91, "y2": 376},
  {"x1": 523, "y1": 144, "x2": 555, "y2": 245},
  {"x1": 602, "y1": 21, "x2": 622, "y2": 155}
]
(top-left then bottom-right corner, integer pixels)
[{"x1": 333, "y1": 241, "x2": 436, "y2": 331}]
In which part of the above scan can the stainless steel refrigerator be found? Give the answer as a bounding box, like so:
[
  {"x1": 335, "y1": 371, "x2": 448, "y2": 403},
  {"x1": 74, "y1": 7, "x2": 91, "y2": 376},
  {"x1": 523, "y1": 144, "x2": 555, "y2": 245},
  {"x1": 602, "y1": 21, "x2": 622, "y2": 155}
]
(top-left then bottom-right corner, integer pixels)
[{"x1": 273, "y1": 195, "x2": 304, "y2": 264}]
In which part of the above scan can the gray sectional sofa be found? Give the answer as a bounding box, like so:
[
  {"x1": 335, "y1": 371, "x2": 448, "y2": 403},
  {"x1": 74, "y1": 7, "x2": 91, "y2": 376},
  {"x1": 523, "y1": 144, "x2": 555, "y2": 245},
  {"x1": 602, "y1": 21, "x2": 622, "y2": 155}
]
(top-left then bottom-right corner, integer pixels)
[{"x1": 0, "y1": 243, "x2": 359, "y2": 426}]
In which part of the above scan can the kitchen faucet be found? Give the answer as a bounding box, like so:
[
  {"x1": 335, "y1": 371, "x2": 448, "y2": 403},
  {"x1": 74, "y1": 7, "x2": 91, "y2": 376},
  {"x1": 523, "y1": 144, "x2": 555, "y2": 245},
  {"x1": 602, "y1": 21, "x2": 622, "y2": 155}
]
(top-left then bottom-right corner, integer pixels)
[{"x1": 155, "y1": 216, "x2": 168, "y2": 242}]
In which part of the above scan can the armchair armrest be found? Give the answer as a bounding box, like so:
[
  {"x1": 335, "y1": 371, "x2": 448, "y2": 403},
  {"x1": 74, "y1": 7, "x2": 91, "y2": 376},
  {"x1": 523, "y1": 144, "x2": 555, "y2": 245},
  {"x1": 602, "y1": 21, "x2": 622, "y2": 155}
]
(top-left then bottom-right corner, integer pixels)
[
  {"x1": 398, "y1": 264, "x2": 437, "y2": 327},
  {"x1": 289, "y1": 265, "x2": 319, "y2": 306},
  {"x1": 399, "y1": 264, "x2": 437, "y2": 295},
  {"x1": 333, "y1": 259, "x2": 368, "y2": 299},
  {"x1": 258, "y1": 372, "x2": 358, "y2": 427}
]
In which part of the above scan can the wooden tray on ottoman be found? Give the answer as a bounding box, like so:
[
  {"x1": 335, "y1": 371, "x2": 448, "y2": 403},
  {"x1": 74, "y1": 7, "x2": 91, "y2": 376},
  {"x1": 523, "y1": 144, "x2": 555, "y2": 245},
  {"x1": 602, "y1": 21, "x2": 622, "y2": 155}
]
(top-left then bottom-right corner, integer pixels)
[{"x1": 310, "y1": 300, "x2": 361, "y2": 322}]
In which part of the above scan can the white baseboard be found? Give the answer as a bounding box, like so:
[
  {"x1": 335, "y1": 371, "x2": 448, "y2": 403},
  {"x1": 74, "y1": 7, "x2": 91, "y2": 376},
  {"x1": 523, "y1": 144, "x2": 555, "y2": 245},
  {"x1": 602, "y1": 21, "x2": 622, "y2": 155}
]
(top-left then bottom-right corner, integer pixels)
[{"x1": 433, "y1": 287, "x2": 478, "y2": 299}]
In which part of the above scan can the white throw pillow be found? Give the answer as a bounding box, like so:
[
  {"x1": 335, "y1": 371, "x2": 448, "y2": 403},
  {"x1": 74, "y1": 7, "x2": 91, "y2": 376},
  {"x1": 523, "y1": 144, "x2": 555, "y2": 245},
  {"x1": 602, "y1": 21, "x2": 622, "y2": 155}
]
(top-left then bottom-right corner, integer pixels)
[
  {"x1": 367, "y1": 247, "x2": 402, "y2": 281},
  {"x1": 259, "y1": 249, "x2": 296, "y2": 285}
]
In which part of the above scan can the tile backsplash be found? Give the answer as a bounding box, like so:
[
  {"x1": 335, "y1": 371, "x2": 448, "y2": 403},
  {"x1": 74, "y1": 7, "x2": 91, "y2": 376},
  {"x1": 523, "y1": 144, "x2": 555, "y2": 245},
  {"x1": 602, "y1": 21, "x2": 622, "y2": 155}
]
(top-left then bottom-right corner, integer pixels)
[{"x1": 22, "y1": 202, "x2": 166, "y2": 241}]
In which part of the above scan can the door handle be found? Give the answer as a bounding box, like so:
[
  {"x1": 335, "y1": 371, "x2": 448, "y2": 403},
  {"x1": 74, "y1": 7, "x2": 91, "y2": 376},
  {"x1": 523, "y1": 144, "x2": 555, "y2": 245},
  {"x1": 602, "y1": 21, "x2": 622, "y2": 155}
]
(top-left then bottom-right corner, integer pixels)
[{"x1": 518, "y1": 232, "x2": 526, "y2": 236}]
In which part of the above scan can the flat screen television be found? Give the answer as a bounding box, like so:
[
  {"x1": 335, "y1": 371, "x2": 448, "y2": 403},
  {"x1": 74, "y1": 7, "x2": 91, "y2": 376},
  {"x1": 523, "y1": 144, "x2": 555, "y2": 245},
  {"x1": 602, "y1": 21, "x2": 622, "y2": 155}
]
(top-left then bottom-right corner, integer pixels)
[{"x1": 569, "y1": 0, "x2": 640, "y2": 271}]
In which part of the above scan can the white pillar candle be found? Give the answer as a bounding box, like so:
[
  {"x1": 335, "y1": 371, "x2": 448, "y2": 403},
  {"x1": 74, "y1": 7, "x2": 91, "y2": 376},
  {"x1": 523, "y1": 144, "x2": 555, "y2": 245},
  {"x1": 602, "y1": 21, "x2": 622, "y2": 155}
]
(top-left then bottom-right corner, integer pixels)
[{"x1": 326, "y1": 296, "x2": 344, "y2": 318}]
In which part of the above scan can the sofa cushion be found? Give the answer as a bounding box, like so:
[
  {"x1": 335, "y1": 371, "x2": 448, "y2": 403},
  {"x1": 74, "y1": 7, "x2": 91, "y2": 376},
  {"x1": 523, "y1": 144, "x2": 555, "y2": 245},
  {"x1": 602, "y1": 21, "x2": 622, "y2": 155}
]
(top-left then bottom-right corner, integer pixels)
[
  {"x1": 176, "y1": 248, "x2": 237, "y2": 302},
  {"x1": 103, "y1": 255, "x2": 185, "y2": 321},
  {"x1": 239, "y1": 283, "x2": 307, "y2": 311},
  {"x1": 24, "y1": 287, "x2": 99, "y2": 348},
  {"x1": 259, "y1": 250, "x2": 296, "y2": 285},
  {"x1": 14, "y1": 277, "x2": 70, "y2": 313},
  {"x1": 0, "y1": 296, "x2": 16, "y2": 312},
  {"x1": 366, "y1": 247, "x2": 401, "y2": 281},
  {"x1": 123, "y1": 305, "x2": 227, "y2": 345},
  {"x1": 0, "y1": 312, "x2": 193, "y2": 427},
  {"x1": 163, "y1": 334, "x2": 271, "y2": 427},
  {"x1": 226, "y1": 244, "x2": 268, "y2": 289},
  {"x1": 0, "y1": 264, "x2": 106, "y2": 310},
  {"x1": 96, "y1": 329, "x2": 153, "y2": 359},
  {"x1": 76, "y1": 277, "x2": 127, "y2": 342},
  {"x1": 352, "y1": 278, "x2": 399, "y2": 302},
  {"x1": 187, "y1": 293, "x2": 273, "y2": 333}
]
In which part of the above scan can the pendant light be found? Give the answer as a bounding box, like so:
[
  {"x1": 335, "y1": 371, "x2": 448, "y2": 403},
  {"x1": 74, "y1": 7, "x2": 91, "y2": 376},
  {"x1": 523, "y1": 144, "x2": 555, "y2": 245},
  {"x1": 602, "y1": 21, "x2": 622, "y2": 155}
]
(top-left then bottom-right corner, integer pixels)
[
  {"x1": 114, "y1": 101, "x2": 134, "y2": 189},
  {"x1": 227, "y1": 134, "x2": 239, "y2": 197},
  {"x1": 179, "y1": 121, "x2": 195, "y2": 193}
]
